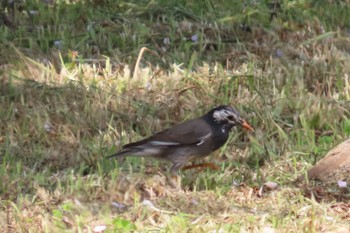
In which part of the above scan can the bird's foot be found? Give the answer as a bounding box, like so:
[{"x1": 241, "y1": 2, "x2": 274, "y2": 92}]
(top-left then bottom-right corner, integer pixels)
[{"x1": 182, "y1": 163, "x2": 220, "y2": 172}]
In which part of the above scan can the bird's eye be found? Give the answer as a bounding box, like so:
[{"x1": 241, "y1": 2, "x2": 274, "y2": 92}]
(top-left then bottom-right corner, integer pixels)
[{"x1": 227, "y1": 115, "x2": 234, "y2": 121}]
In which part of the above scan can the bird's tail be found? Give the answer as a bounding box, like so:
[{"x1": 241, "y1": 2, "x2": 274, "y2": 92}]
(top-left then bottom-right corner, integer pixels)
[
  {"x1": 106, "y1": 147, "x2": 148, "y2": 159},
  {"x1": 107, "y1": 147, "x2": 159, "y2": 159},
  {"x1": 106, "y1": 150, "x2": 130, "y2": 159}
]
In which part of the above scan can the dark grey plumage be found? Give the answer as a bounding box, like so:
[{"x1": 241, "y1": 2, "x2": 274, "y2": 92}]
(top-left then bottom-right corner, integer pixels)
[{"x1": 108, "y1": 105, "x2": 253, "y2": 177}]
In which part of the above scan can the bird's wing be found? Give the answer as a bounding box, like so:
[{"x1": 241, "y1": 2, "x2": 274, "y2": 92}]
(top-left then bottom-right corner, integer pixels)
[{"x1": 123, "y1": 118, "x2": 212, "y2": 149}]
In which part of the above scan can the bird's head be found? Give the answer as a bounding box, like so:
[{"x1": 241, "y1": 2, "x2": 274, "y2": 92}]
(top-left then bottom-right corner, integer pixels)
[{"x1": 208, "y1": 105, "x2": 254, "y2": 131}]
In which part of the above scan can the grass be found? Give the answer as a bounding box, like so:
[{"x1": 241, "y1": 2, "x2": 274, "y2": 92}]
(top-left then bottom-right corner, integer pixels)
[{"x1": 1, "y1": 0, "x2": 350, "y2": 232}]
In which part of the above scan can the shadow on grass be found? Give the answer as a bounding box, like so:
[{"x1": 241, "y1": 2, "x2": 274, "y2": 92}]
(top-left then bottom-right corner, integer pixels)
[
  {"x1": 1, "y1": 77, "x2": 112, "y2": 168},
  {"x1": 0, "y1": 69, "x2": 149, "y2": 199}
]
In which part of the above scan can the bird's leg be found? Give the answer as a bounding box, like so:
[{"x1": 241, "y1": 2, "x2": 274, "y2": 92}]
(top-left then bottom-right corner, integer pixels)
[
  {"x1": 168, "y1": 163, "x2": 183, "y2": 189},
  {"x1": 182, "y1": 163, "x2": 220, "y2": 172}
]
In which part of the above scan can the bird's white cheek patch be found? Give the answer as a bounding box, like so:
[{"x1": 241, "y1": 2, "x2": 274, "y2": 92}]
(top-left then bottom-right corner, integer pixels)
[{"x1": 222, "y1": 127, "x2": 225, "y2": 133}]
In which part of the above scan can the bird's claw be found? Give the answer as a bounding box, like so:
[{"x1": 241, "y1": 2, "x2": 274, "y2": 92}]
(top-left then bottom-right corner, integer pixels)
[{"x1": 182, "y1": 163, "x2": 220, "y2": 172}]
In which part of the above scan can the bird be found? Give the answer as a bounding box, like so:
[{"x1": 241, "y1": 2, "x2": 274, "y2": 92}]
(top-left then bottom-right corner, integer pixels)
[{"x1": 107, "y1": 105, "x2": 254, "y2": 187}]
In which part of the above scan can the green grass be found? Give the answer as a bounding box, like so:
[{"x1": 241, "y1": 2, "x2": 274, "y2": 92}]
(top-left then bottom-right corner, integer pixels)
[{"x1": 1, "y1": 0, "x2": 350, "y2": 232}]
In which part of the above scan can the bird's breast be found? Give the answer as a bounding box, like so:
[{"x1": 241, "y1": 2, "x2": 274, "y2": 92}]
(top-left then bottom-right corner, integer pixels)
[{"x1": 211, "y1": 127, "x2": 229, "y2": 151}]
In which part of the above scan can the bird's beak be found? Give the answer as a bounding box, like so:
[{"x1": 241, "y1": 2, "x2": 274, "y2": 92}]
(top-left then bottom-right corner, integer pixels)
[{"x1": 241, "y1": 120, "x2": 254, "y2": 132}]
